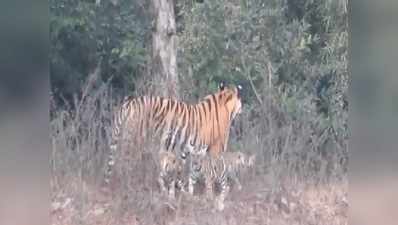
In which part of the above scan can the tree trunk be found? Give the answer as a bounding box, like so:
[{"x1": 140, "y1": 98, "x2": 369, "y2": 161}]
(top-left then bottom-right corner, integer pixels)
[{"x1": 151, "y1": 0, "x2": 179, "y2": 98}]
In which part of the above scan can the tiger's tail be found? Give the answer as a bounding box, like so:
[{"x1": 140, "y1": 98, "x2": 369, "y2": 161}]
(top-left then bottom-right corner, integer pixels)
[{"x1": 104, "y1": 98, "x2": 134, "y2": 185}]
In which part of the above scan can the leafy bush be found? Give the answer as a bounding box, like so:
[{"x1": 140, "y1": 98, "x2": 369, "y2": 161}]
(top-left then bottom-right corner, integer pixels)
[{"x1": 50, "y1": 0, "x2": 150, "y2": 104}]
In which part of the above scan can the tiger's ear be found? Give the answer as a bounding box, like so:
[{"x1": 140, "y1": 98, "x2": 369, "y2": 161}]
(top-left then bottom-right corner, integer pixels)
[
  {"x1": 237, "y1": 84, "x2": 243, "y2": 98},
  {"x1": 219, "y1": 81, "x2": 225, "y2": 91}
]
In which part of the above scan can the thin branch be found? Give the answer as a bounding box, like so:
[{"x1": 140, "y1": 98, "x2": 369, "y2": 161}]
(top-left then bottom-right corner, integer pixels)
[
  {"x1": 241, "y1": 55, "x2": 263, "y2": 105},
  {"x1": 247, "y1": 72, "x2": 264, "y2": 105},
  {"x1": 267, "y1": 61, "x2": 273, "y2": 133}
]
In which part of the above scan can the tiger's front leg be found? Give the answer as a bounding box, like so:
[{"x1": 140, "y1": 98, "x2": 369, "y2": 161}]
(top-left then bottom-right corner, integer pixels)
[
  {"x1": 188, "y1": 175, "x2": 196, "y2": 195},
  {"x1": 188, "y1": 155, "x2": 201, "y2": 196},
  {"x1": 168, "y1": 180, "x2": 176, "y2": 199},
  {"x1": 205, "y1": 175, "x2": 214, "y2": 200}
]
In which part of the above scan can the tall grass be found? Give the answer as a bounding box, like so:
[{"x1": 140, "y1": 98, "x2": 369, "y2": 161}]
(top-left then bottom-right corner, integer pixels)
[{"x1": 51, "y1": 74, "x2": 347, "y2": 225}]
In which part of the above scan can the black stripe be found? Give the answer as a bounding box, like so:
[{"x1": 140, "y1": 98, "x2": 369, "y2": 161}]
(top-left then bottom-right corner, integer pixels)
[
  {"x1": 211, "y1": 94, "x2": 219, "y2": 123},
  {"x1": 153, "y1": 100, "x2": 167, "y2": 122},
  {"x1": 206, "y1": 98, "x2": 212, "y2": 112},
  {"x1": 169, "y1": 100, "x2": 175, "y2": 112},
  {"x1": 163, "y1": 99, "x2": 171, "y2": 113},
  {"x1": 212, "y1": 94, "x2": 222, "y2": 139},
  {"x1": 199, "y1": 104, "x2": 204, "y2": 125},
  {"x1": 181, "y1": 106, "x2": 187, "y2": 126},
  {"x1": 154, "y1": 98, "x2": 169, "y2": 121},
  {"x1": 153, "y1": 116, "x2": 164, "y2": 132},
  {"x1": 176, "y1": 102, "x2": 181, "y2": 116},
  {"x1": 167, "y1": 112, "x2": 179, "y2": 151},
  {"x1": 179, "y1": 107, "x2": 190, "y2": 150},
  {"x1": 172, "y1": 106, "x2": 185, "y2": 151},
  {"x1": 135, "y1": 98, "x2": 142, "y2": 133},
  {"x1": 172, "y1": 127, "x2": 181, "y2": 151},
  {"x1": 195, "y1": 105, "x2": 203, "y2": 145},
  {"x1": 155, "y1": 100, "x2": 171, "y2": 132},
  {"x1": 190, "y1": 106, "x2": 197, "y2": 145},
  {"x1": 138, "y1": 96, "x2": 144, "y2": 105},
  {"x1": 152, "y1": 97, "x2": 161, "y2": 116},
  {"x1": 145, "y1": 97, "x2": 152, "y2": 128},
  {"x1": 139, "y1": 117, "x2": 144, "y2": 135},
  {"x1": 157, "y1": 120, "x2": 168, "y2": 134},
  {"x1": 137, "y1": 96, "x2": 144, "y2": 117},
  {"x1": 202, "y1": 102, "x2": 207, "y2": 119},
  {"x1": 186, "y1": 106, "x2": 194, "y2": 143},
  {"x1": 165, "y1": 133, "x2": 172, "y2": 150}
]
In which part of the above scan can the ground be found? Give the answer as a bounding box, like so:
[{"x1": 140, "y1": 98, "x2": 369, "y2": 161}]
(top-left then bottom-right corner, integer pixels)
[{"x1": 51, "y1": 175, "x2": 347, "y2": 225}]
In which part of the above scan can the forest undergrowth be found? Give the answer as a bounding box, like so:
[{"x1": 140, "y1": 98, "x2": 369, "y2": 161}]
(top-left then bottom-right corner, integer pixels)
[{"x1": 51, "y1": 76, "x2": 348, "y2": 225}]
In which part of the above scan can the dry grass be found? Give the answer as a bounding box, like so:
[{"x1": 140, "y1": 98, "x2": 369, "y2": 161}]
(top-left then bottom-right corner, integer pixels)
[
  {"x1": 51, "y1": 76, "x2": 347, "y2": 225},
  {"x1": 51, "y1": 177, "x2": 347, "y2": 225}
]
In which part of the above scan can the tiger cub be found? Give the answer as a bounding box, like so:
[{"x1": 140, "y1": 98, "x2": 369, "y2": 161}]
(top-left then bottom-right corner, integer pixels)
[
  {"x1": 189, "y1": 151, "x2": 255, "y2": 210},
  {"x1": 158, "y1": 150, "x2": 185, "y2": 199}
]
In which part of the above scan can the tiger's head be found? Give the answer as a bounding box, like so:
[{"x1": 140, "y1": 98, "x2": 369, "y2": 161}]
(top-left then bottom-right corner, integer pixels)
[
  {"x1": 191, "y1": 154, "x2": 205, "y2": 173},
  {"x1": 217, "y1": 82, "x2": 243, "y2": 121},
  {"x1": 159, "y1": 151, "x2": 183, "y2": 175}
]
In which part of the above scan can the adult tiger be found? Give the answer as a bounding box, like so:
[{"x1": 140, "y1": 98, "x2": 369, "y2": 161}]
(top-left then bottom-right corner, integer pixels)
[{"x1": 105, "y1": 82, "x2": 243, "y2": 183}]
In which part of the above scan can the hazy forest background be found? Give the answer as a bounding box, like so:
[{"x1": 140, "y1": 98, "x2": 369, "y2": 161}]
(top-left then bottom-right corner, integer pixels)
[{"x1": 50, "y1": 0, "x2": 348, "y2": 224}]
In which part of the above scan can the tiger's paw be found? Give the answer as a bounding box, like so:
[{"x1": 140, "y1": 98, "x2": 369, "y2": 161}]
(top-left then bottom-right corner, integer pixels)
[{"x1": 215, "y1": 199, "x2": 225, "y2": 211}]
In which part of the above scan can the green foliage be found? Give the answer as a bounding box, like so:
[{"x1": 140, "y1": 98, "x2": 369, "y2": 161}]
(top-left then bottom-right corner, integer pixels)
[
  {"x1": 177, "y1": 0, "x2": 348, "y2": 174},
  {"x1": 50, "y1": 0, "x2": 348, "y2": 169},
  {"x1": 178, "y1": 0, "x2": 348, "y2": 129},
  {"x1": 51, "y1": 0, "x2": 348, "y2": 124},
  {"x1": 50, "y1": 0, "x2": 150, "y2": 104}
]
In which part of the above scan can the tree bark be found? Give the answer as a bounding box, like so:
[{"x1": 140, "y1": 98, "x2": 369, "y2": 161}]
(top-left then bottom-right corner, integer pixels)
[{"x1": 151, "y1": 0, "x2": 179, "y2": 98}]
